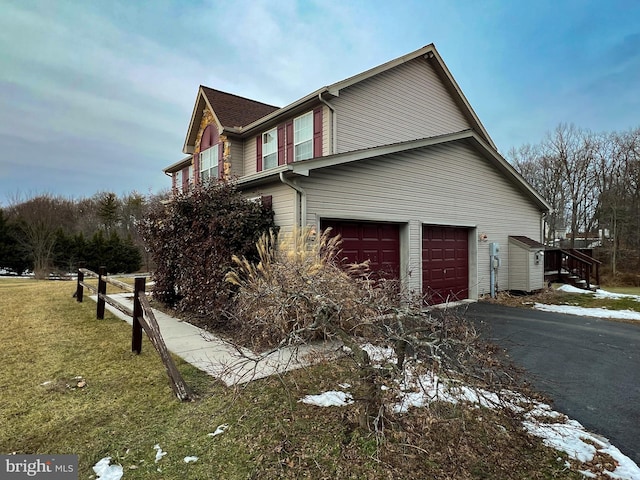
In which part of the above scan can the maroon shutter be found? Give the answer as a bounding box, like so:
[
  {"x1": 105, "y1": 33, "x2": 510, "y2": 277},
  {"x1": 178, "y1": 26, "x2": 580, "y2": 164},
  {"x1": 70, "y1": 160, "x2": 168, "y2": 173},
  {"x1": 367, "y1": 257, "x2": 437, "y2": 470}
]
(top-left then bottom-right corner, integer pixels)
[
  {"x1": 172, "y1": 172, "x2": 177, "y2": 191},
  {"x1": 285, "y1": 121, "x2": 294, "y2": 164},
  {"x1": 256, "y1": 135, "x2": 262, "y2": 172},
  {"x1": 313, "y1": 107, "x2": 323, "y2": 157},
  {"x1": 201, "y1": 125, "x2": 211, "y2": 149},
  {"x1": 277, "y1": 124, "x2": 285, "y2": 165},
  {"x1": 193, "y1": 154, "x2": 199, "y2": 185},
  {"x1": 261, "y1": 195, "x2": 273, "y2": 210},
  {"x1": 182, "y1": 166, "x2": 190, "y2": 192},
  {"x1": 218, "y1": 141, "x2": 224, "y2": 179}
]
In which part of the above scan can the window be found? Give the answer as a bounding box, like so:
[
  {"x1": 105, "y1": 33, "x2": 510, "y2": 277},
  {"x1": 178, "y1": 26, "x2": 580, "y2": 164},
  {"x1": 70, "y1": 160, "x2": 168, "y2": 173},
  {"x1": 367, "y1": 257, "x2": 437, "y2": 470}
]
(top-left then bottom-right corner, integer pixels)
[
  {"x1": 200, "y1": 145, "x2": 218, "y2": 181},
  {"x1": 174, "y1": 170, "x2": 182, "y2": 192},
  {"x1": 262, "y1": 128, "x2": 277, "y2": 169},
  {"x1": 294, "y1": 112, "x2": 313, "y2": 161}
]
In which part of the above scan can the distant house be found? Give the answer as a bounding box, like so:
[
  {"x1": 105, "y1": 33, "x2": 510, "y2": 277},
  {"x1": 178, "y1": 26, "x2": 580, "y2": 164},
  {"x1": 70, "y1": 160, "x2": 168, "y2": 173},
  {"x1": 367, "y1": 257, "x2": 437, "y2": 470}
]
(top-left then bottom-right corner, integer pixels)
[{"x1": 164, "y1": 44, "x2": 551, "y2": 304}]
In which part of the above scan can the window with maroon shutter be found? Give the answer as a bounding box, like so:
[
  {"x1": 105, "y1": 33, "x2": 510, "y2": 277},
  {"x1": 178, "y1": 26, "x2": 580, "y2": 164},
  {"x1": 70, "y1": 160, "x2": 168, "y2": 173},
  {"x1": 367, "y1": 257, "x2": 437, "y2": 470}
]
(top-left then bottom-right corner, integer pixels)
[
  {"x1": 313, "y1": 107, "x2": 323, "y2": 157},
  {"x1": 293, "y1": 111, "x2": 313, "y2": 161},
  {"x1": 256, "y1": 134, "x2": 263, "y2": 172},
  {"x1": 200, "y1": 125, "x2": 219, "y2": 182}
]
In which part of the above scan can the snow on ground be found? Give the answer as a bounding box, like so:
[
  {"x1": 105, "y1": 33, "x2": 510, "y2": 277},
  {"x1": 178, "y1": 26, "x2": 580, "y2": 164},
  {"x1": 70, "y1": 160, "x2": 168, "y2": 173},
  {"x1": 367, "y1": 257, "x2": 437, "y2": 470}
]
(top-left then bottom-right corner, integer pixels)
[
  {"x1": 208, "y1": 424, "x2": 229, "y2": 437},
  {"x1": 92, "y1": 457, "x2": 123, "y2": 480},
  {"x1": 533, "y1": 285, "x2": 640, "y2": 321},
  {"x1": 300, "y1": 390, "x2": 354, "y2": 407},
  {"x1": 299, "y1": 345, "x2": 640, "y2": 480},
  {"x1": 153, "y1": 444, "x2": 167, "y2": 463}
]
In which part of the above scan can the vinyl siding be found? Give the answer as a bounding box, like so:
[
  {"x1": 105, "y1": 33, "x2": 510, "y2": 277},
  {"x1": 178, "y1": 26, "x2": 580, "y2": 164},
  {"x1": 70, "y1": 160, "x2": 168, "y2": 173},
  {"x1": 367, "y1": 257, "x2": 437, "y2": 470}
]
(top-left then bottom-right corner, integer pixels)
[
  {"x1": 332, "y1": 58, "x2": 472, "y2": 153},
  {"x1": 508, "y1": 239, "x2": 545, "y2": 291},
  {"x1": 243, "y1": 135, "x2": 258, "y2": 177},
  {"x1": 242, "y1": 182, "x2": 296, "y2": 232},
  {"x1": 300, "y1": 141, "x2": 542, "y2": 298},
  {"x1": 229, "y1": 139, "x2": 244, "y2": 178}
]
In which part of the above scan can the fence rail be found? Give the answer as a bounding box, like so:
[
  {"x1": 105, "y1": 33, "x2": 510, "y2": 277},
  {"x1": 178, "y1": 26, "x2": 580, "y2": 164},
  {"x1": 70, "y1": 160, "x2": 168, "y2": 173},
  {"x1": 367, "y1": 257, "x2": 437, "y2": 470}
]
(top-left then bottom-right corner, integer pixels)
[{"x1": 75, "y1": 266, "x2": 191, "y2": 401}]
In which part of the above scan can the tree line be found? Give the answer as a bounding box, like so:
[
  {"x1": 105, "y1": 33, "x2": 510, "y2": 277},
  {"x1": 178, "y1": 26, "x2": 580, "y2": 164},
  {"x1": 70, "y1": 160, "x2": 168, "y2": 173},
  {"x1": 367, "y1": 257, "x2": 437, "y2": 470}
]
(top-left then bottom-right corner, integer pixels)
[
  {"x1": 509, "y1": 124, "x2": 640, "y2": 276},
  {"x1": 0, "y1": 191, "x2": 154, "y2": 278}
]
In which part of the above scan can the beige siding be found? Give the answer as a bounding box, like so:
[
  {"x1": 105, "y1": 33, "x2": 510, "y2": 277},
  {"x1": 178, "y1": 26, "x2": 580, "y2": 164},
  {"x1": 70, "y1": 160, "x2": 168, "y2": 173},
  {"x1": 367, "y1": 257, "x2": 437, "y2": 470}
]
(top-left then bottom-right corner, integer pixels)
[
  {"x1": 508, "y1": 244, "x2": 529, "y2": 291},
  {"x1": 243, "y1": 135, "x2": 258, "y2": 177},
  {"x1": 229, "y1": 139, "x2": 244, "y2": 178},
  {"x1": 508, "y1": 239, "x2": 545, "y2": 291},
  {"x1": 322, "y1": 104, "x2": 332, "y2": 155},
  {"x1": 242, "y1": 182, "x2": 296, "y2": 231},
  {"x1": 332, "y1": 58, "x2": 472, "y2": 153},
  {"x1": 301, "y1": 141, "x2": 542, "y2": 298}
]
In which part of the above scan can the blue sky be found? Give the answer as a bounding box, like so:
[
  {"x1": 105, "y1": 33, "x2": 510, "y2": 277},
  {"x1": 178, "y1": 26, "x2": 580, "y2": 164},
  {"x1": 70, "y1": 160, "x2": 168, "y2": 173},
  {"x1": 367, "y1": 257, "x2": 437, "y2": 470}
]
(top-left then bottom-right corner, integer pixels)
[{"x1": 1, "y1": 0, "x2": 638, "y2": 203}]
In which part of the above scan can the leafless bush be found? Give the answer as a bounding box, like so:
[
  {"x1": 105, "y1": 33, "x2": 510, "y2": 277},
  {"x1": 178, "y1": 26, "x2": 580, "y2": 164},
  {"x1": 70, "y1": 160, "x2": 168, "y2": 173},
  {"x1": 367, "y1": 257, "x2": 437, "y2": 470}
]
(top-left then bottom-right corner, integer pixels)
[
  {"x1": 226, "y1": 228, "x2": 521, "y2": 431},
  {"x1": 225, "y1": 227, "x2": 387, "y2": 350}
]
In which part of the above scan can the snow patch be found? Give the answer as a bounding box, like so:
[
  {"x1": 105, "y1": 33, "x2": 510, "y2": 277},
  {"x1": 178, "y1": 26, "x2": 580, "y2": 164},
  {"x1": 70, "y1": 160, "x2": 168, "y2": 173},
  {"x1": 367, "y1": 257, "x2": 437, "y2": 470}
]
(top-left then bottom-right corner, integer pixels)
[
  {"x1": 92, "y1": 457, "x2": 123, "y2": 480},
  {"x1": 300, "y1": 390, "x2": 353, "y2": 407},
  {"x1": 534, "y1": 303, "x2": 640, "y2": 321},
  {"x1": 183, "y1": 456, "x2": 198, "y2": 463},
  {"x1": 208, "y1": 424, "x2": 229, "y2": 437},
  {"x1": 153, "y1": 444, "x2": 167, "y2": 463}
]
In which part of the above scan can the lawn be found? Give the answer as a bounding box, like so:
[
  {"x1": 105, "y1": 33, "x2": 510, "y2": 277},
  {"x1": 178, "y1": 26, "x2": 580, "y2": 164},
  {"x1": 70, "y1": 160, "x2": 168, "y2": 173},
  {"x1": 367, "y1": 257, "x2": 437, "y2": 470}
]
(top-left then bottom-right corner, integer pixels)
[{"x1": 0, "y1": 279, "x2": 587, "y2": 479}]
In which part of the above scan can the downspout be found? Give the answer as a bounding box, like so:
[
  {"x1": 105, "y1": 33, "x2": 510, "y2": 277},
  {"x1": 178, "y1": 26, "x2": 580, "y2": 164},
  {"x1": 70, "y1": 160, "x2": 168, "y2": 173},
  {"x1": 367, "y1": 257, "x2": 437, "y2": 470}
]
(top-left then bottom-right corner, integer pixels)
[
  {"x1": 279, "y1": 171, "x2": 306, "y2": 228},
  {"x1": 318, "y1": 92, "x2": 336, "y2": 155},
  {"x1": 540, "y1": 211, "x2": 548, "y2": 245}
]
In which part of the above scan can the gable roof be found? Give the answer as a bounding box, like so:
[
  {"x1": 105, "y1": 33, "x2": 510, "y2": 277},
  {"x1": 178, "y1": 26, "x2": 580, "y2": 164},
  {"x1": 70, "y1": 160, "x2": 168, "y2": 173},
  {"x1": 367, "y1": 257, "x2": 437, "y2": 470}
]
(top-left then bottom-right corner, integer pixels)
[
  {"x1": 201, "y1": 86, "x2": 280, "y2": 129},
  {"x1": 183, "y1": 87, "x2": 279, "y2": 153},
  {"x1": 183, "y1": 44, "x2": 496, "y2": 153}
]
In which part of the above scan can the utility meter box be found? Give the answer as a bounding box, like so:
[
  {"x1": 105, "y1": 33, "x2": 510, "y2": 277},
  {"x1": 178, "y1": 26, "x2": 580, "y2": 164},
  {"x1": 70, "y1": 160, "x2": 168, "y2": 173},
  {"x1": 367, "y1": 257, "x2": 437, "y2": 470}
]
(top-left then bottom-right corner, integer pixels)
[
  {"x1": 508, "y1": 236, "x2": 546, "y2": 292},
  {"x1": 489, "y1": 242, "x2": 500, "y2": 256}
]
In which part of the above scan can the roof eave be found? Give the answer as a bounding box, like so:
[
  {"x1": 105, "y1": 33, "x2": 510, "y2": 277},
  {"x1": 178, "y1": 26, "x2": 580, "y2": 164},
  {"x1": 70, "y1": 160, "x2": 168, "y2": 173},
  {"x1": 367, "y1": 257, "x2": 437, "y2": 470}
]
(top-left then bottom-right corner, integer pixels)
[
  {"x1": 163, "y1": 155, "x2": 193, "y2": 174},
  {"x1": 237, "y1": 87, "x2": 327, "y2": 136},
  {"x1": 182, "y1": 86, "x2": 224, "y2": 154}
]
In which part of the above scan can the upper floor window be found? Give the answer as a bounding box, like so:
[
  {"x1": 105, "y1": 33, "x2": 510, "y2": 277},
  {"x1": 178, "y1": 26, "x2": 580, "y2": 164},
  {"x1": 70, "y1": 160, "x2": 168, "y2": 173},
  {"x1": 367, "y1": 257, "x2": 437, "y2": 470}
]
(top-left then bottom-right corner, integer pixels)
[
  {"x1": 174, "y1": 169, "x2": 182, "y2": 192},
  {"x1": 262, "y1": 128, "x2": 277, "y2": 170},
  {"x1": 294, "y1": 112, "x2": 313, "y2": 161},
  {"x1": 200, "y1": 144, "x2": 218, "y2": 181}
]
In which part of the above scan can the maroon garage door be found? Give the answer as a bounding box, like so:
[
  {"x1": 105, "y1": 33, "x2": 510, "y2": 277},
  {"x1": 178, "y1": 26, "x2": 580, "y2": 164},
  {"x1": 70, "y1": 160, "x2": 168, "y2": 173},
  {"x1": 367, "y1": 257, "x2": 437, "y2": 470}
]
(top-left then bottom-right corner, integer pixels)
[
  {"x1": 321, "y1": 220, "x2": 400, "y2": 279},
  {"x1": 422, "y1": 225, "x2": 468, "y2": 304}
]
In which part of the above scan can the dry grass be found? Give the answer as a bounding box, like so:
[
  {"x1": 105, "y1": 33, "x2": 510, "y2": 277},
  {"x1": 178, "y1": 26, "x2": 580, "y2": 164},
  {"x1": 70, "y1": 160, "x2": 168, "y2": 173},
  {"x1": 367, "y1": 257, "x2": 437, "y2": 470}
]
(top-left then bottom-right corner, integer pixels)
[{"x1": 0, "y1": 278, "x2": 587, "y2": 479}]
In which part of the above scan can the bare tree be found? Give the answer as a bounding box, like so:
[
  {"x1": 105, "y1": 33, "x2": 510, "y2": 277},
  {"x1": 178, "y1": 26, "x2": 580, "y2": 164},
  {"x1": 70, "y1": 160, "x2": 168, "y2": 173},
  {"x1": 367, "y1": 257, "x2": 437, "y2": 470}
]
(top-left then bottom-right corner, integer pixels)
[{"x1": 7, "y1": 195, "x2": 75, "y2": 279}]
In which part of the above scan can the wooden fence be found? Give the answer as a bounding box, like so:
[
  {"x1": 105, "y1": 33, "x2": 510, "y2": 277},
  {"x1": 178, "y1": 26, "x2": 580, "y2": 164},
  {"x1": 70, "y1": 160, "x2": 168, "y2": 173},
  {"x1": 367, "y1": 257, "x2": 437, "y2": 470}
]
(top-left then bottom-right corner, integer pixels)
[{"x1": 75, "y1": 266, "x2": 191, "y2": 401}]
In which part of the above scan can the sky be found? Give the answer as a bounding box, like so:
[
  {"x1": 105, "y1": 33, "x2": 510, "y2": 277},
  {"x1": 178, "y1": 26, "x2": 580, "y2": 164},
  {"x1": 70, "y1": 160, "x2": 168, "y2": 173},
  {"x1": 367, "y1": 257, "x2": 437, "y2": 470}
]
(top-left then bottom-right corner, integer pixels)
[{"x1": 1, "y1": 0, "x2": 639, "y2": 204}]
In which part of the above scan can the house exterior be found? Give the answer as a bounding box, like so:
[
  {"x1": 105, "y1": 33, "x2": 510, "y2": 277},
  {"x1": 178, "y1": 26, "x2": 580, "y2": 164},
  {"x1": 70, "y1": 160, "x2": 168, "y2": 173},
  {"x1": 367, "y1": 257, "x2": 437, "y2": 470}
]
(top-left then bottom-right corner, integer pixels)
[{"x1": 164, "y1": 44, "x2": 551, "y2": 304}]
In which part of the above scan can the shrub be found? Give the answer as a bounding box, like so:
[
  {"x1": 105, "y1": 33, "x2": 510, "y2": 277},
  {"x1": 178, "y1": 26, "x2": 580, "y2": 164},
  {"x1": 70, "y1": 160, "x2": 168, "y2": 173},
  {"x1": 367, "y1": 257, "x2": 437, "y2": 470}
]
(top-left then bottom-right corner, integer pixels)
[
  {"x1": 225, "y1": 227, "x2": 395, "y2": 350},
  {"x1": 139, "y1": 181, "x2": 276, "y2": 323},
  {"x1": 226, "y1": 228, "x2": 516, "y2": 431}
]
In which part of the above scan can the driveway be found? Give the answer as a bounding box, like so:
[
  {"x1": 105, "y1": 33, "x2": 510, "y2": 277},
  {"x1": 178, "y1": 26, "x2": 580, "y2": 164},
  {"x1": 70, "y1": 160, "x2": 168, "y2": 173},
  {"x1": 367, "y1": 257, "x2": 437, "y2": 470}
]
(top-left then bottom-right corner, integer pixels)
[{"x1": 464, "y1": 302, "x2": 640, "y2": 464}]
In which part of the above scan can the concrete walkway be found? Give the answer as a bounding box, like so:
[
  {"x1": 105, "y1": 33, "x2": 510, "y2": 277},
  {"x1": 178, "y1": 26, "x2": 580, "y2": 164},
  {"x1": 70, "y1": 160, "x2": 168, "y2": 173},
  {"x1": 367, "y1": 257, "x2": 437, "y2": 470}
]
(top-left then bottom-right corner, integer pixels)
[{"x1": 91, "y1": 293, "x2": 341, "y2": 386}]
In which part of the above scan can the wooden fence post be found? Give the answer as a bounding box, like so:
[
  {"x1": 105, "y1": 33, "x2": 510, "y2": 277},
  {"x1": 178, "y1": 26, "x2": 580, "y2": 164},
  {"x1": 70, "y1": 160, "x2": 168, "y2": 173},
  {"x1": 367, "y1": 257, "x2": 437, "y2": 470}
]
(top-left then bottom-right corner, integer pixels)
[
  {"x1": 132, "y1": 277, "x2": 145, "y2": 354},
  {"x1": 76, "y1": 264, "x2": 84, "y2": 303},
  {"x1": 97, "y1": 266, "x2": 107, "y2": 319}
]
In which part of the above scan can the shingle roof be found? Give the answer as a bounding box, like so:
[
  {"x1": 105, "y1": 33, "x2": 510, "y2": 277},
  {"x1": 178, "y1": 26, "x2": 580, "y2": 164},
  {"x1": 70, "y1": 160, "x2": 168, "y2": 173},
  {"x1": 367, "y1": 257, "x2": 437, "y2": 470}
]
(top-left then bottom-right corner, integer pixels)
[
  {"x1": 200, "y1": 86, "x2": 280, "y2": 128},
  {"x1": 509, "y1": 236, "x2": 546, "y2": 249}
]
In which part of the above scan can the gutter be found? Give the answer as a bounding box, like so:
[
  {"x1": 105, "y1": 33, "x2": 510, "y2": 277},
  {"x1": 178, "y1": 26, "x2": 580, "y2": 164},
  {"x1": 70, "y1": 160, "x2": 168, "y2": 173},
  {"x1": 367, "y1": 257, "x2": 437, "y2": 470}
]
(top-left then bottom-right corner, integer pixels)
[
  {"x1": 279, "y1": 171, "x2": 306, "y2": 228},
  {"x1": 318, "y1": 92, "x2": 336, "y2": 154}
]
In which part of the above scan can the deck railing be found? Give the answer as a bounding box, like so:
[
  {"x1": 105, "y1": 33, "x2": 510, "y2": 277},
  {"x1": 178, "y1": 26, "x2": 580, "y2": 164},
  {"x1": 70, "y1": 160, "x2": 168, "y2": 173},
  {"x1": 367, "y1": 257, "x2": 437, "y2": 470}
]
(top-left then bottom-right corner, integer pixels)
[{"x1": 544, "y1": 248, "x2": 601, "y2": 289}]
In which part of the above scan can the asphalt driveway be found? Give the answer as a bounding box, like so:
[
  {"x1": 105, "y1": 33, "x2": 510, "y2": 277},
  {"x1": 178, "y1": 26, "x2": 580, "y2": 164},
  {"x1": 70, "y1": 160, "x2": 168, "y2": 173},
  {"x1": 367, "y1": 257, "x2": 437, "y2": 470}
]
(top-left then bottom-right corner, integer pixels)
[{"x1": 464, "y1": 302, "x2": 640, "y2": 464}]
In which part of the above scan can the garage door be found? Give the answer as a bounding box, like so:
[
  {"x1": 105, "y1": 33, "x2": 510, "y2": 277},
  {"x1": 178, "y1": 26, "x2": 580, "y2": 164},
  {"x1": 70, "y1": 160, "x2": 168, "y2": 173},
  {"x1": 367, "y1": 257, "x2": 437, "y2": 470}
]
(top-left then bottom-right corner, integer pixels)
[
  {"x1": 422, "y1": 225, "x2": 468, "y2": 304},
  {"x1": 321, "y1": 220, "x2": 400, "y2": 279}
]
